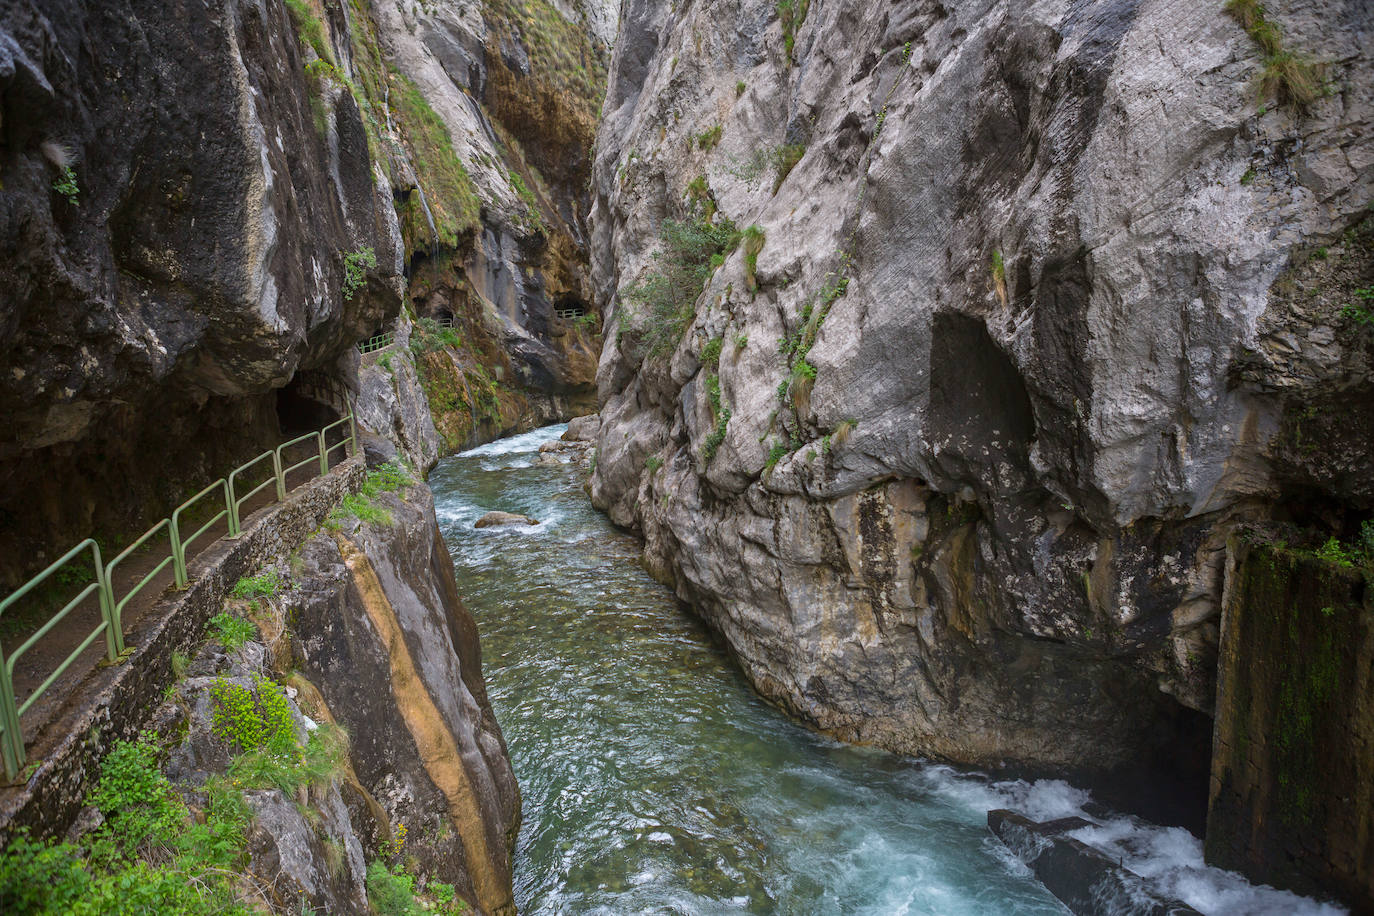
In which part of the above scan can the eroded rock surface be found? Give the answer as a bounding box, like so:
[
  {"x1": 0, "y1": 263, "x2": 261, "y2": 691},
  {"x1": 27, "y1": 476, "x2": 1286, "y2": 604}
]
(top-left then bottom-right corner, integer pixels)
[
  {"x1": 290, "y1": 479, "x2": 520, "y2": 915},
  {"x1": 588, "y1": 0, "x2": 1374, "y2": 826}
]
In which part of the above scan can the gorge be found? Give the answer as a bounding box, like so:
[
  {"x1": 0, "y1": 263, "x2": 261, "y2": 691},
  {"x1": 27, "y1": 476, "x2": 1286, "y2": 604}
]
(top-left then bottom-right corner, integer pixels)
[{"x1": 0, "y1": 0, "x2": 1371, "y2": 914}]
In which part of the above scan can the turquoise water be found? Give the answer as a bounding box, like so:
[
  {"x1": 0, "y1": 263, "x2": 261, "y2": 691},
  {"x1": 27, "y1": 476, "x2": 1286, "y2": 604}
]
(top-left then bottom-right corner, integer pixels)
[{"x1": 430, "y1": 425, "x2": 1345, "y2": 916}]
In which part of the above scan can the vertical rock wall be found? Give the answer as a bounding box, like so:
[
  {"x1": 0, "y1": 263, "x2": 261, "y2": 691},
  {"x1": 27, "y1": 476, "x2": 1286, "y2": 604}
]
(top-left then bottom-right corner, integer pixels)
[
  {"x1": 1208, "y1": 537, "x2": 1373, "y2": 910},
  {"x1": 587, "y1": 0, "x2": 1373, "y2": 835},
  {"x1": 289, "y1": 478, "x2": 520, "y2": 915}
]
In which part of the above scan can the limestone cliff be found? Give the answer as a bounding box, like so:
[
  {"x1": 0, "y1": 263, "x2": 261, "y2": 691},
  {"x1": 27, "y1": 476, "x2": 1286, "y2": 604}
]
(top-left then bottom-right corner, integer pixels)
[
  {"x1": 0, "y1": 0, "x2": 613, "y2": 586},
  {"x1": 143, "y1": 473, "x2": 517, "y2": 914},
  {"x1": 588, "y1": 0, "x2": 1373, "y2": 835}
]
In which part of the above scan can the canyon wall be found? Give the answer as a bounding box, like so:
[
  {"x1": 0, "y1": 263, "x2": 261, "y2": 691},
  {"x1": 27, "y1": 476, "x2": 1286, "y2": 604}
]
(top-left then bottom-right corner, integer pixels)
[
  {"x1": 587, "y1": 0, "x2": 1373, "y2": 840},
  {"x1": 0, "y1": 0, "x2": 612, "y2": 586}
]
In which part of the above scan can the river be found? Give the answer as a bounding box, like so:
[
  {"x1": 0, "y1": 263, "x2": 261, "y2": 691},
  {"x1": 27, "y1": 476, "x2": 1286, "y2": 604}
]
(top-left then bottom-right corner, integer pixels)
[{"x1": 430, "y1": 424, "x2": 1344, "y2": 916}]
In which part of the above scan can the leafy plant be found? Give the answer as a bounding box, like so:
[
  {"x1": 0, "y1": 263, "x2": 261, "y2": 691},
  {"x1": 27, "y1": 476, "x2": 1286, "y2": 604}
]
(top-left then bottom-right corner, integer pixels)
[
  {"x1": 232, "y1": 570, "x2": 283, "y2": 599},
  {"x1": 1340, "y1": 287, "x2": 1374, "y2": 326},
  {"x1": 645, "y1": 456, "x2": 663, "y2": 472},
  {"x1": 701, "y1": 336, "x2": 723, "y2": 366},
  {"x1": 368, "y1": 861, "x2": 424, "y2": 916},
  {"x1": 736, "y1": 80, "x2": 747, "y2": 97},
  {"x1": 0, "y1": 735, "x2": 253, "y2": 914},
  {"x1": 209, "y1": 613, "x2": 257, "y2": 651},
  {"x1": 51, "y1": 166, "x2": 79, "y2": 206},
  {"x1": 343, "y1": 246, "x2": 377, "y2": 300}
]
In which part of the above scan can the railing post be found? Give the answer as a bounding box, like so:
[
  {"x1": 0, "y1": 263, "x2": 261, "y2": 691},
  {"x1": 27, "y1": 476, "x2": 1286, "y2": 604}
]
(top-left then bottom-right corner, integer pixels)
[
  {"x1": 94, "y1": 544, "x2": 124, "y2": 661},
  {"x1": 273, "y1": 450, "x2": 286, "y2": 501},
  {"x1": 227, "y1": 476, "x2": 241, "y2": 537},
  {"x1": 169, "y1": 514, "x2": 188, "y2": 589},
  {"x1": 0, "y1": 645, "x2": 24, "y2": 779},
  {"x1": 349, "y1": 411, "x2": 358, "y2": 458},
  {"x1": 318, "y1": 429, "x2": 329, "y2": 476}
]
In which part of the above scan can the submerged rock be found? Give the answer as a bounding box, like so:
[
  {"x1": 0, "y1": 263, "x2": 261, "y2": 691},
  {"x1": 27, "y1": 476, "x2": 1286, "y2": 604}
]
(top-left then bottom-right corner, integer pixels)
[{"x1": 475, "y1": 511, "x2": 540, "y2": 528}]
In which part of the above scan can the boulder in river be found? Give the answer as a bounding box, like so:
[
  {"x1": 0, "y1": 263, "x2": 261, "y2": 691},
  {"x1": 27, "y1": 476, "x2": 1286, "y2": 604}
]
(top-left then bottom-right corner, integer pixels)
[
  {"x1": 475, "y1": 511, "x2": 539, "y2": 528},
  {"x1": 987, "y1": 810, "x2": 1202, "y2": 916}
]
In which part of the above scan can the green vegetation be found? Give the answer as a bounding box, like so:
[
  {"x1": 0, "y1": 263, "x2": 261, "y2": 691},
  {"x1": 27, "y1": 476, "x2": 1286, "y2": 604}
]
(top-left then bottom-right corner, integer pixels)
[
  {"x1": 735, "y1": 332, "x2": 749, "y2": 349},
  {"x1": 701, "y1": 336, "x2": 724, "y2": 366},
  {"x1": 343, "y1": 246, "x2": 377, "y2": 301},
  {"x1": 736, "y1": 80, "x2": 747, "y2": 97},
  {"x1": 742, "y1": 225, "x2": 766, "y2": 291},
  {"x1": 1240, "y1": 166, "x2": 1258, "y2": 185},
  {"x1": 789, "y1": 359, "x2": 817, "y2": 411},
  {"x1": 367, "y1": 860, "x2": 467, "y2": 915},
  {"x1": 390, "y1": 71, "x2": 483, "y2": 247},
  {"x1": 508, "y1": 170, "x2": 549, "y2": 235},
  {"x1": 232, "y1": 570, "x2": 283, "y2": 599},
  {"x1": 483, "y1": 0, "x2": 607, "y2": 128},
  {"x1": 697, "y1": 125, "x2": 723, "y2": 151},
  {"x1": 765, "y1": 441, "x2": 789, "y2": 469},
  {"x1": 412, "y1": 316, "x2": 464, "y2": 352},
  {"x1": 284, "y1": 0, "x2": 335, "y2": 64},
  {"x1": 622, "y1": 216, "x2": 741, "y2": 357},
  {"x1": 776, "y1": 0, "x2": 811, "y2": 59},
  {"x1": 1223, "y1": 0, "x2": 1327, "y2": 113},
  {"x1": 701, "y1": 373, "x2": 732, "y2": 463},
  {"x1": 208, "y1": 612, "x2": 257, "y2": 651},
  {"x1": 327, "y1": 461, "x2": 411, "y2": 530},
  {"x1": 0, "y1": 736, "x2": 252, "y2": 915},
  {"x1": 1311, "y1": 523, "x2": 1374, "y2": 570},
  {"x1": 51, "y1": 166, "x2": 79, "y2": 206},
  {"x1": 1340, "y1": 287, "x2": 1374, "y2": 327},
  {"x1": 368, "y1": 861, "x2": 424, "y2": 916},
  {"x1": 211, "y1": 677, "x2": 296, "y2": 755},
  {"x1": 645, "y1": 456, "x2": 663, "y2": 472},
  {"x1": 771, "y1": 143, "x2": 805, "y2": 193},
  {"x1": 991, "y1": 249, "x2": 1007, "y2": 305}
]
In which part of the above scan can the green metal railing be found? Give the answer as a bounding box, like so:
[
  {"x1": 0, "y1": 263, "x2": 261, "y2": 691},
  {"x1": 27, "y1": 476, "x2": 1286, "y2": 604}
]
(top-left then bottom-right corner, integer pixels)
[
  {"x1": 357, "y1": 331, "x2": 395, "y2": 354},
  {"x1": 0, "y1": 412, "x2": 358, "y2": 779}
]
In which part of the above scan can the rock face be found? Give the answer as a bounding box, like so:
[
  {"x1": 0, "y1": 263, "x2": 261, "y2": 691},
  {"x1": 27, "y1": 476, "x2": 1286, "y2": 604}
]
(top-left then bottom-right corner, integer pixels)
[
  {"x1": 0, "y1": 0, "x2": 401, "y2": 585},
  {"x1": 0, "y1": 0, "x2": 616, "y2": 585},
  {"x1": 290, "y1": 478, "x2": 520, "y2": 915},
  {"x1": 1207, "y1": 536, "x2": 1374, "y2": 909},
  {"x1": 588, "y1": 0, "x2": 1374, "y2": 833}
]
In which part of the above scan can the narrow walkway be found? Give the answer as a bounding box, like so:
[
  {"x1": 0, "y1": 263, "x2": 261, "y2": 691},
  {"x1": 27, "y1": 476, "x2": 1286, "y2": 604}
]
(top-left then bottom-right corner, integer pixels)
[{"x1": 2, "y1": 429, "x2": 351, "y2": 776}]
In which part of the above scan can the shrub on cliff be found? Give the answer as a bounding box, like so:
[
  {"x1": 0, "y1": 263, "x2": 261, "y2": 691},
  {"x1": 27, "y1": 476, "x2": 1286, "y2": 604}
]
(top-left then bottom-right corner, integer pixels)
[{"x1": 621, "y1": 217, "x2": 740, "y2": 357}]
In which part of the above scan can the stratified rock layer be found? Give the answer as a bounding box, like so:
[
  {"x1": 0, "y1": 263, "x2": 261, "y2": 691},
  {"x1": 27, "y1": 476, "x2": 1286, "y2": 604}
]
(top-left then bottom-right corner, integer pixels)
[
  {"x1": 291, "y1": 479, "x2": 520, "y2": 915},
  {"x1": 588, "y1": 0, "x2": 1373, "y2": 831}
]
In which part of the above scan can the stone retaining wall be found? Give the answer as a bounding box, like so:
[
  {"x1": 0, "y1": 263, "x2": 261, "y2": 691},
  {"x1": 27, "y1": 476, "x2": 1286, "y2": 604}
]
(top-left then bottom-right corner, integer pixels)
[{"x1": 0, "y1": 456, "x2": 365, "y2": 842}]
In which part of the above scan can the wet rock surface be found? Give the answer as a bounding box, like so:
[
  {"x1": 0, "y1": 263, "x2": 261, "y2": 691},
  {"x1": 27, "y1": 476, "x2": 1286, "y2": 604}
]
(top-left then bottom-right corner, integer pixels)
[
  {"x1": 587, "y1": 0, "x2": 1373, "y2": 832},
  {"x1": 474, "y1": 510, "x2": 540, "y2": 527},
  {"x1": 989, "y1": 809, "x2": 1203, "y2": 916}
]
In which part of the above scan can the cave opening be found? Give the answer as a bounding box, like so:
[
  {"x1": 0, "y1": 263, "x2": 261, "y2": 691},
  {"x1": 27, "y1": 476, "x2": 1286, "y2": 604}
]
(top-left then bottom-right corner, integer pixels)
[
  {"x1": 553, "y1": 294, "x2": 589, "y2": 321},
  {"x1": 275, "y1": 370, "x2": 344, "y2": 439}
]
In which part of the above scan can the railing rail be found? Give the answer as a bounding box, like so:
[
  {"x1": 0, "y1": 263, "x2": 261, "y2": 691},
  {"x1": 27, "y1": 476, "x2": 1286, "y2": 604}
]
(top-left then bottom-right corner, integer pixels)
[
  {"x1": 357, "y1": 331, "x2": 395, "y2": 354},
  {"x1": 0, "y1": 410, "x2": 358, "y2": 779}
]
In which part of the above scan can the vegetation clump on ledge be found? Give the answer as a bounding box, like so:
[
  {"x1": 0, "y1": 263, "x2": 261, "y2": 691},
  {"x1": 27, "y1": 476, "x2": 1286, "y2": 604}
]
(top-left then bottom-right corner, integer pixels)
[
  {"x1": 621, "y1": 215, "x2": 741, "y2": 358},
  {"x1": 1223, "y1": 0, "x2": 1328, "y2": 113}
]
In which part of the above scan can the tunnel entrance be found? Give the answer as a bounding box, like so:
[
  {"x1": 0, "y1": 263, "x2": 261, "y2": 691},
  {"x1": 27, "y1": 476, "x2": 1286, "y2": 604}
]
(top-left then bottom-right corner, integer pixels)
[
  {"x1": 275, "y1": 370, "x2": 345, "y2": 438},
  {"x1": 553, "y1": 294, "x2": 589, "y2": 322}
]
